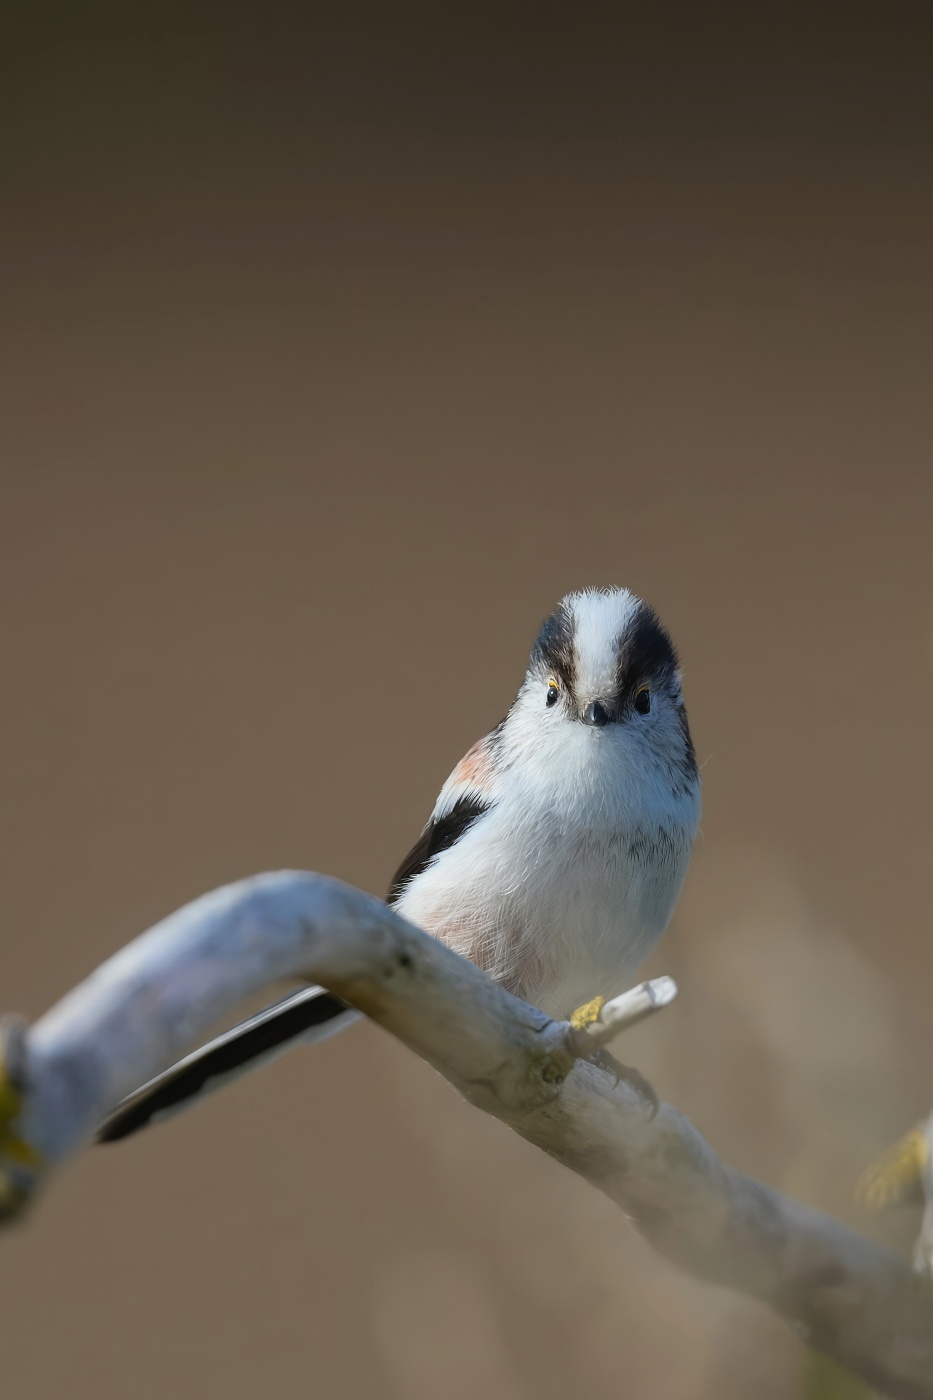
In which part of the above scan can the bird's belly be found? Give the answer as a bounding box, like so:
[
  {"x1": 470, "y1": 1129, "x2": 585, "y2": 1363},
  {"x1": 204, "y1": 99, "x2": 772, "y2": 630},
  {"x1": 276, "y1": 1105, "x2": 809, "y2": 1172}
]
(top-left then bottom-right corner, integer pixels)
[
  {"x1": 396, "y1": 817, "x2": 689, "y2": 1020},
  {"x1": 507, "y1": 838, "x2": 672, "y2": 1016}
]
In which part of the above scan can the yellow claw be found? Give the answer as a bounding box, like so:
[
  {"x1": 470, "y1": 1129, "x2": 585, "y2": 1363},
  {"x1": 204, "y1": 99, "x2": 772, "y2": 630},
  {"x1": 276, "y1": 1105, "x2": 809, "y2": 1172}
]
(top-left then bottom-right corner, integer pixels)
[
  {"x1": 856, "y1": 1127, "x2": 929, "y2": 1210},
  {"x1": 569, "y1": 995, "x2": 607, "y2": 1031}
]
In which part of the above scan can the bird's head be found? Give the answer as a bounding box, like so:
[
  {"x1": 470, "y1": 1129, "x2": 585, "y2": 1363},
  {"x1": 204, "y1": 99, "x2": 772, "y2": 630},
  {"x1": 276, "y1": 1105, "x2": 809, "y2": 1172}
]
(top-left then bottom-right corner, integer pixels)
[{"x1": 503, "y1": 588, "x2": 699, "y2": 815}]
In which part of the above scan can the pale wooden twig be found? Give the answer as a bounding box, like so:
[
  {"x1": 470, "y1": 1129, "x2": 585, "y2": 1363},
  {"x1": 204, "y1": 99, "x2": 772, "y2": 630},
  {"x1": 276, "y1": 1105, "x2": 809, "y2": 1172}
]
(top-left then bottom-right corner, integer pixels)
[
  {"x1": 1, "y1": 872, "x2": 932, "y2": 1397},
  {"x1": 567, "y1": 975, "x2": 679, "y2": 1055}
]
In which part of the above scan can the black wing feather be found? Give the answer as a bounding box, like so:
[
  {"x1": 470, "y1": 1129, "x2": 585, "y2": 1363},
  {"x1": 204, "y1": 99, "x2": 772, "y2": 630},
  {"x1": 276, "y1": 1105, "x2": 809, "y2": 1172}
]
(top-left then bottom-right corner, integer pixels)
[{"x1": 387, "y1": 794, "x2": 489, "y2": 905}]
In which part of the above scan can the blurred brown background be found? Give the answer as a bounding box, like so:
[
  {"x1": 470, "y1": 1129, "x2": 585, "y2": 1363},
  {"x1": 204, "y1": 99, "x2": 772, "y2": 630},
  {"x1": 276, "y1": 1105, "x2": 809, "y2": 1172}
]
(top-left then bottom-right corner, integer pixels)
[{"x1": 1, "y1": 5, "x2": 932, "y2": 1397}]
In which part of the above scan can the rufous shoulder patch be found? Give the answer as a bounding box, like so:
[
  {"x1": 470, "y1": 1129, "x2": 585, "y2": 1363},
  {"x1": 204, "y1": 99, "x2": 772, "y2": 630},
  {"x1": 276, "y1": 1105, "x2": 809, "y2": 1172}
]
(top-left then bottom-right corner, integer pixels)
[{"x1": 451, "y1": 735, "x2": 495, "y2": 792}]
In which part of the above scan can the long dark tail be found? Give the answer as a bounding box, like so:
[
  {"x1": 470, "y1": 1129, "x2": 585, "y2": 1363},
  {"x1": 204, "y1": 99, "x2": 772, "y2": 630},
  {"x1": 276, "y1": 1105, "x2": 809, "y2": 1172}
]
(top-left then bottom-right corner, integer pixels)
[{"x1": 97, "y1": 986, "x2": 359, "y2": 1143}]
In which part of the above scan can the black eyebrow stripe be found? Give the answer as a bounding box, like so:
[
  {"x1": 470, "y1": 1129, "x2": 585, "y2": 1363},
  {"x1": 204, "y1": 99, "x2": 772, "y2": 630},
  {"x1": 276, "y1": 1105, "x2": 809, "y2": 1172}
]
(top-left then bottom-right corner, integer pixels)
[
  {"x1": 529, "y1": 601, "x2": 577, "y2": 694},
  {"x1": 614, "y1": 602, "x2": 680, "y2": 697}
]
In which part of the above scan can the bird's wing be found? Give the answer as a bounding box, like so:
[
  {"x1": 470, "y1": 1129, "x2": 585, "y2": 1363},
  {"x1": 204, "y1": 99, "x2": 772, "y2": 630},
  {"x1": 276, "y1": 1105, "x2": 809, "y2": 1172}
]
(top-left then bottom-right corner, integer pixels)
[
  {"x1": 99, "y1": 726, "x2": 502, "y2": 1146},
  {"x1": 386, "y1": 729, "x2": 500, "y2": 903}
]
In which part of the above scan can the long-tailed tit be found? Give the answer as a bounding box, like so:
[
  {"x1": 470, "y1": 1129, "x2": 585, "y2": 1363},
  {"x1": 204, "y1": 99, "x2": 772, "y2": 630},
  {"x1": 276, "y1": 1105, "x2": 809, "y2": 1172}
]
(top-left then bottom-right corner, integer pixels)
[{"x1": 100, "y1": 587, "x2": 700, "y2": 1141}]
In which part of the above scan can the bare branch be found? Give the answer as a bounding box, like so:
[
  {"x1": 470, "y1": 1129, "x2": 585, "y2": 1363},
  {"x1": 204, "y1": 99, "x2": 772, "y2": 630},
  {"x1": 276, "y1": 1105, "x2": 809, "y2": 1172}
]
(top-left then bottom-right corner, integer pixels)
[{"x1": 1, "y1": 872, "x2": 931, "y2": 1397}]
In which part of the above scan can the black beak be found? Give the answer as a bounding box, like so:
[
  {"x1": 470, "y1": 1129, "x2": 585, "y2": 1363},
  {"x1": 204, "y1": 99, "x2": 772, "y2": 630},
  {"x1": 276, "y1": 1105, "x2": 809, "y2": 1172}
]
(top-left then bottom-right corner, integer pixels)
[{"x1": 582, "y1": 699, "x2": 611, "y2": 727}]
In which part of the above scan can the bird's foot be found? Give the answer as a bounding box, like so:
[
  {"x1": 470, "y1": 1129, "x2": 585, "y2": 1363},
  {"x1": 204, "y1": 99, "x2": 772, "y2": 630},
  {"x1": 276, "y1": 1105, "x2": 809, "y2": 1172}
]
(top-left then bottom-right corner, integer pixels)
[
  {"x1": 568, "y1": 996, "x2": 659, "y2": 1117},
  {"x1": 587, "y1": 1047, "x2": 660, "y2": 1117},
  {"x1": 569, "y1": 994, "x2": 608, "y2": 1031}
]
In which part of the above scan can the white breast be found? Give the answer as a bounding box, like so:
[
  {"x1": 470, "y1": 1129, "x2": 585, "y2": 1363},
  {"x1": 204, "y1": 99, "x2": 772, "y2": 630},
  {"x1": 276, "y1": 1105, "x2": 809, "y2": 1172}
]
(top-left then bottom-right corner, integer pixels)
[{"x1": 394, "y1": 725, "x2": 699, "y2": 1018}]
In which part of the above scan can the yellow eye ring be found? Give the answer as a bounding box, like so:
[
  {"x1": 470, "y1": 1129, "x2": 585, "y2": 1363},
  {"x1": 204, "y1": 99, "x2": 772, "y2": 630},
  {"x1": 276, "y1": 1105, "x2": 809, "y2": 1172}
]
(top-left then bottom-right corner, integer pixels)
[{"x1": 546, "y1": 679, "x2": 560, "y2": 707}]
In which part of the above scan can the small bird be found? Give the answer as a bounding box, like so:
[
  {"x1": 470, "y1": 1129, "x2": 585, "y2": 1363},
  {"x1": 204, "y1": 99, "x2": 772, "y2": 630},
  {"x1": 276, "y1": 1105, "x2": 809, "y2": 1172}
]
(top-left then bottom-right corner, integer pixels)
[{"x1": 99, "y1": 587, "x2": 700, "y2": 1142}]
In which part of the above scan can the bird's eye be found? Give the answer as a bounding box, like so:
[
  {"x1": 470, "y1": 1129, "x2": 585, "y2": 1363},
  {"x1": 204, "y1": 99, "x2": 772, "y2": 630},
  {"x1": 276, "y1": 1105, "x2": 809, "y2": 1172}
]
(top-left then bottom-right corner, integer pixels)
[
  {"x1": 546, "y1": 680, "x2": 560, "y2": 707},
  {"x1": 634, "y1": 685, "x2": 651, "y2": 715}
]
